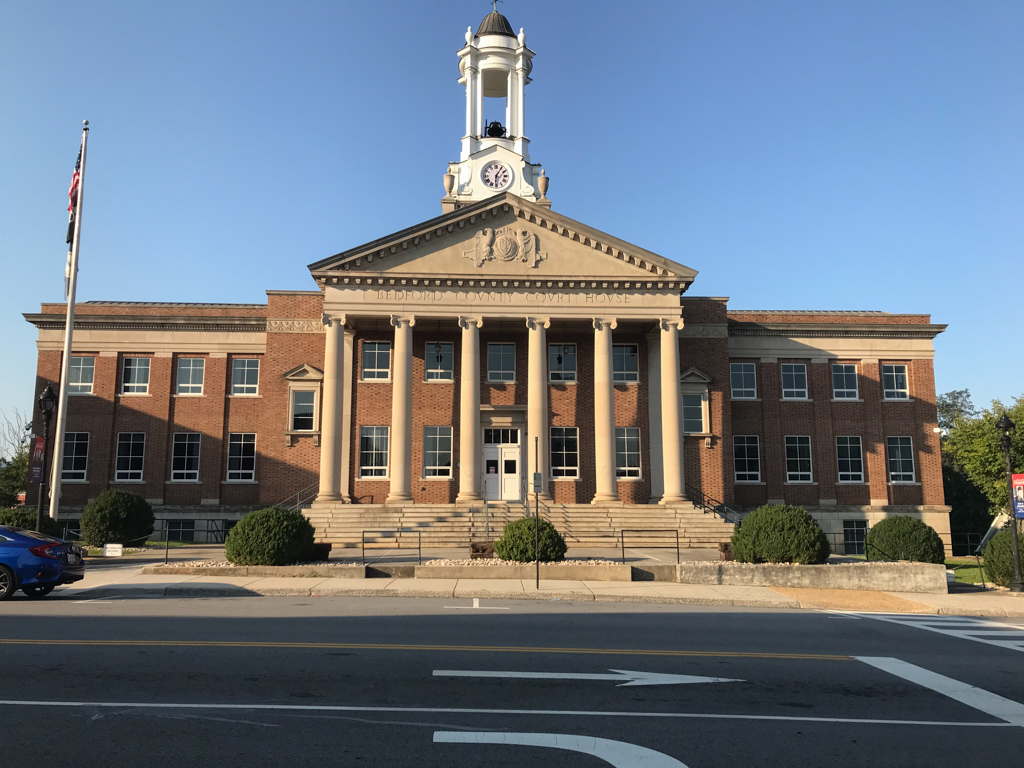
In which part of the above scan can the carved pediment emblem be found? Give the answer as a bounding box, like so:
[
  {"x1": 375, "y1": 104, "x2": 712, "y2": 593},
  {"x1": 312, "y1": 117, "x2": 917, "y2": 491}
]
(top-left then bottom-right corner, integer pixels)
[{"x1": 463, "y1": 226, "x2": 545, "y2": 268}]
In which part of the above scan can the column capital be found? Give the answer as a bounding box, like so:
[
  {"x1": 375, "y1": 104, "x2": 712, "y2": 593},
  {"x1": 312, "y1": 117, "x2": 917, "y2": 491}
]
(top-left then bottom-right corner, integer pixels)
[
  {"x1": 458, "y1": 316, "x2": 484, "y2": 329},
  {"x1": 390, "y1": 314, "x2": 416, "y2": 328},
  {"x1": 658, "y1": 318, "x2": 684, "y2": 332},
  {"x1": 321, "y1": 312, "x2": 347, "y2": 328},
  {"x1": 525, "y1": 317, "x2": 551, "y2": 331},
  {"x1": 592, "y1": 318, "x2": 618, "y2": 332}
]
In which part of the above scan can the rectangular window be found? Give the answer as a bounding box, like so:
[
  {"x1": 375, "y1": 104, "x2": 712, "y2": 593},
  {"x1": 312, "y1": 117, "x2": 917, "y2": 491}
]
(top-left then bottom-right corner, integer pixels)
[
  {"x1": 882, "y1": 364, "x2": 909, "y2": 400},
  {"x1": 425, "y1": 342, "x2": 454, "y2": 381},
  {"x1": 423, "y1": 426, "x2": 452, "y2": 477},
  {"x1": 361, "y1": 341, "x2": 391, "y2": 380},
  {"x1": 682, "y1": 394, "x2": 704, "y2": 433},
  {"x1": 121, "y1": 357, "x2": 150, "y2": 394},
  {"x1": 781, "y1": 364, "x2": 807, "y2": 399},
  {"x1": 843, "y1": 520, "x2": 867, "y2": 555},
  {"x1": 176, "y1": 358, "x2": 205, "y2": 395},
  {"x1": 549, "y1": 343, "x2": 577, "y2": 382},
  {"x1": 359, "y1": 426, "x2": 389, "y2": 477},
  {"x1": 733, "y1": 435, "x2": 760, "y2": 482},
  {"x1": 831, "y1": 364, "x2": 858, "y2": 399},
  {"x1": 167, "y1": 520, "x2": 195, "y2": 543},
  {"x1": 171, "y1": 432, "x2": 201, "y2": 481},
  {"x1": 290, "y1": 390, "x2": 316, "y2": 431},
  {"x1": 227, "y1": 433, "x2": 256, "y2": 481},
  {"x1": 730, "y1": 362, "x2": 756, "y2": 399},
  {"x1": 61, "y1": 432, "x2": 89, "y2": 481},
  {"x1": 69, "y1": 357, "x2": 95, "y2": 394},
  {"x1": 231, "y1": 359, "x2": 260, "y2": 395},
  {"x1": 615, "y1": 426, "x2": 641, "y2": 478},
  {"x1": 612, "y1": 344, "x2": 639, "y2": 383},
  {"x1": 550, "y1": 427, "x2": 579, "y2": 478},
  {"x1": 836, "y1": 436, "x2": 864, "y2": 482},
  {"x1": 785, "y1": 435, "x2": 813, "y2": 482},
  {"x1": 887, "y1": 436, "x2": 915, "y2": 482},
  {"x1": 487, "y1": 343, "x2": 516, "y2": 382},
  {"x1": 115, "y1": 432, "x2": 146, "y2": 481},
  {"x1": 483, "y1": 428, "x2": 519, "y2": 444}
]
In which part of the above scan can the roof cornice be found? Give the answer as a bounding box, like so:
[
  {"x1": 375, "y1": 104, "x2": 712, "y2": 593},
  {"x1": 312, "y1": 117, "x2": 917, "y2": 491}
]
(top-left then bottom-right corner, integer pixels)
[
  {"x1": 24, "y1": 313, "x2": 267, "y2": 333},
  {"x1": 728, "y1": 320, "x2": 947, "y2": 340}
]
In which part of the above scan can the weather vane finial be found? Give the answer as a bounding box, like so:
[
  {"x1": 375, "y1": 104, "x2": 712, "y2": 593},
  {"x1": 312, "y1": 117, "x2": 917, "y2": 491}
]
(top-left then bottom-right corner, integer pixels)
[{"x1": 492, "y1": 0, "x2": 502, "y2": 12}]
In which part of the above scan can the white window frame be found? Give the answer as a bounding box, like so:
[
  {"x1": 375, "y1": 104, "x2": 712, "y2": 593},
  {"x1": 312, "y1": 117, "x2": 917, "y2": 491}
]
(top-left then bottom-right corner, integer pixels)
[
  {"x1": 679, "y1": 368, "x2": 712, "y2": 435},
  {"x1": 612, "y1": 344, "x2": 639, "y2": 384},
  {"x1": 781, "y1": 363, "x2": 808, "y2": 400},
  {"x1": 359, "y1": 426, "x2": 390, "y2": 478},
  {"x1": 288, "y1": 388, "x2": 319, "y2": 432},
  {"x1": 882, "y1": 364, "x2": 910, "y2": 400},
  {"x1": 836, "y1": 436, "x2": 864, "y2": 483},
  {"x1": 550, "y1": 426, "x2": 579, "y2": 478},
  {"x1": 785, "y1": 435, "x2": 813, "y2": 483},
  {"x1": 549, "y1": 343, "x2": 577, "y2": 383},
  {"x1": 115, "y1": 432, "x2": 146, "y2": 481},
  {"x1": 487, "y1": 342, "x2": 516, "y2": 383},
  {"x1": 68, "y1": 356, "x2": 95, "y2": 395},
  {"x1": 730, "y1": 362, "x2": 756, "y2": 399},
  {"x1": 361, "y1": 341, "x2": 392, "y2": 381},
  {"x1": 425, "y1": 342, "x2": 454, "y2": 381},
  {"x1": 121, "y1": 357, "x2": 150, "y2": 395},
  {"x1": 681, "y1": 393, "x2": 706, "y2": 434},
  {"x1": 423, "y1": 426, "x2": 453, "y2": 478},
  {"x1": 831, "y1": 364, "x2": 858, "y2": 400},
  {"x1": 614, "y1": 426, "x2": 642, "y2": 478},
  {"x1": 733, "y1": 435, "x2": 761, "y2": 483},
  {"x1": 231, "y1": 358, "x2": 260, "y2": 396},
  {"x1": 171, "y1": 432, "x2": 201, "y2": 482},
  {"x1": 61, "y1": 432, "x2": 89, "y2": 481},
  {"x1": 176, "y1": 357, "x2": 205, "y2": 396},
  {"x1": 886, "y1": 436, "x2": 916, "y2": 483},
  {"x1": 226, "y1": 433, "x2": 256, "y2": 482}
]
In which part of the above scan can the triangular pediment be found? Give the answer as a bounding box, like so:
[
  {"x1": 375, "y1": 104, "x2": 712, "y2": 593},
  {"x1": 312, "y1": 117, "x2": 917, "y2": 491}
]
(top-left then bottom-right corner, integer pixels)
[
  {"x1": 283, "y1": 363, "x2": 323, "y2": 381},
  {"x1": 680, "y1": 366, "x2": 712, "y2": 385},
  {"x1": 309, "y1": 194, "x2": 697, "y2": 290}
]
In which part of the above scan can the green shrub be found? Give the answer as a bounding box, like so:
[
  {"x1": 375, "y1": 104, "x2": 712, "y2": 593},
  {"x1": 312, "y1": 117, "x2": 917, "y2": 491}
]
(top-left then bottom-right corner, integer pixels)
[
  {"x1": 731, "y1": 504, "x2": 830, "y2": 564},
  {"x1": 80, "y1": 490, "x2": 154, "y2": 546},
  {"x1": 494, "y1": 516, "x2": 567, "y2": 562},
  {"x1": 225, "y1": 507, "x2": 315, "y2": 566},
  {"x1": 864, "y1": 515, "x2": 945, "y2": 563},
  {"x1": 982, "y1": 526, "x2": 1024, "y2": 588},
  {"x1": 0, "y1": 507, "x2": 61, "y2": 537}
]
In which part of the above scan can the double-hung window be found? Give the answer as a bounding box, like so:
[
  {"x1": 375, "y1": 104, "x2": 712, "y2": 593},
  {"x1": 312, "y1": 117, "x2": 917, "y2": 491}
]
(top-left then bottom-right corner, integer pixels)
[
  {"x1": 785, "y1": 436, "x2": 813, "y2": 482},
  {"x1": 733, "y1": 436, "x2": 760, "y2": 482},
  {"x1": 177, "y1": 358, "x2": 205, "y2": 395},
  {"x1": 781, "y1": 364, "x2": 807, "y2": 399},
  {"x1": 362, "y1": 342, "x2": 391, "y2": 380},
  {"x1": 614, "y1": 427, "x2": 641, "y2": 478},
  {"x1": 115, "y1": 433, "x2": 146, "y2": 481},
  {"x1": 227, "y1": 433, "x2": 256, "y2": 481},
  {"x1": 836, "y1": 436, "x2": 864, "y2": 482},
  {"x1": 831, "y1": 364, "x2": 858, "y2": 399},
  {"x1": 61, "y1": 432, "x2": 89, "y2": 481},
  {"x1": 121, "y1": 358, "x2": 150, "y2": 394},
  {"x1": 423, "y1": 426, "x2": 452, "y2": 477},
  {"x1": 425, "y1": 342, "x2": 454, "y2": 381},
  {"x1": 231, "y1": 359, "x2": 260, "y2": 395},
  {"x1": 487, "y1": 343, "x2": 516, "y2": 382},
  {"x1": 549, "y1": 343, "x2": 577, "y2": 382},
  {"x1": 359, "y1": 426, "x2": 389, "y2": 477},
  {"x1": 171, "y1": 432, "x2": 201, "y2": 481},
  {"x1": 290, "y1": 390, "x2": 316, "y2": 431},
  {"x1": 69, "y1": 357, "x2": 95, "y2": 394},
  {"x1": 682, "y1": 394, "x2": 705, "y2": 434},
  {"x1": 882, "y1": 364, "x2": 909, "y2": 400},
  {"x1": 730, "y1": 363, "x2": 756, "y2": 399},
  {"x1": 550, "y1": 427, "x2": 579, "y2": 478},
  {"x1": 887, "y1": 437, "x2": 915, "y2": 482},
  {"x1": 612, "y1": 344, "x2": 639, "y2": 383}
]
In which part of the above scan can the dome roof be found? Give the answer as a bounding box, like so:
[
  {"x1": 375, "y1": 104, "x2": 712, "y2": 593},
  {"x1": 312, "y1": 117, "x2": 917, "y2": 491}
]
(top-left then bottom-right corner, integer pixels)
[{"x1": 476, "y1": 10, "x2": 516, "y2": 38}]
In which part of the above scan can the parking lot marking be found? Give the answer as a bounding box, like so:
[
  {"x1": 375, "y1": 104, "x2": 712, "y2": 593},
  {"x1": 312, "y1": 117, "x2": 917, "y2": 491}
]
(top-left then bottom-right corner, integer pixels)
[
  {"x1": 853, "y1": 614, "x2": 1024, "y2": 653},
  {"x1": 435, "y1": 732, "x2": 688, "y2": 767},
  {"x1": 855, "y1": 656, "x2": 1024, "y2": 727}
]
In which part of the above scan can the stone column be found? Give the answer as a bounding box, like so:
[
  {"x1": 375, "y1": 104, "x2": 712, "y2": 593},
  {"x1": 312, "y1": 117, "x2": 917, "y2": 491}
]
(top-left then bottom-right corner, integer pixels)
[
  {"x1": 592, "y1": 317, "x2": 619, "y2": 503},
  {"x1": 456, "y1": 317, "x2": 483, "y2": 503},
  {"x1": 659, "y1": 318, "x2": 686, "y2": 504},
  {"x1": 316, "y1": 313, "x2": 346, "y2": 502},
  {"x1": 526, "y1": 317, "x2": 551, "y2": 500},
  {"x1": 386, "y1": 315, "x2": 415, "y2": 505}
]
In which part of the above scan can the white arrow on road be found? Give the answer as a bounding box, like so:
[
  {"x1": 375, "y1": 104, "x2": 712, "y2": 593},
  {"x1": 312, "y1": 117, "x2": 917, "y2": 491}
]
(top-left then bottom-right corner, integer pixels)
[{"x1": 433, "y1": 669, "x2": 743, "y2": 687}]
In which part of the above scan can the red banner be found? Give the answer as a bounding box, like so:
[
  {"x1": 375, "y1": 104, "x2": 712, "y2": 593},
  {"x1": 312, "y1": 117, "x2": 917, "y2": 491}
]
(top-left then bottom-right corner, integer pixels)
[{"x1": 28, "y1": 437, "x2": 45, "y2": 485}]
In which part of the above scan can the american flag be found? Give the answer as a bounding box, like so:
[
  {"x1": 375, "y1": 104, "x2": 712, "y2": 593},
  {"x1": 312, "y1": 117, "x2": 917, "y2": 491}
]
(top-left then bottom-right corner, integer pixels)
[{"x1": 64, "y1": 148, "x2": 81, "y2": 297}]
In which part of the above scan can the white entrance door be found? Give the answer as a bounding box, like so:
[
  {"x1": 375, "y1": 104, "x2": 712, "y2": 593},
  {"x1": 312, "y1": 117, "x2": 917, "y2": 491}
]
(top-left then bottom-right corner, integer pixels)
[{"x1": 482, "y1": 428, "x2": 521, "y2": 502}]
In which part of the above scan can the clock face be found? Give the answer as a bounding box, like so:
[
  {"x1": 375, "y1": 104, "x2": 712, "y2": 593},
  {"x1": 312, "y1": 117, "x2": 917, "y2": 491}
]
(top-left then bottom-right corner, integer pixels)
[{"x1": 482, "y1": 162, "x2": 511, "y2": 189}]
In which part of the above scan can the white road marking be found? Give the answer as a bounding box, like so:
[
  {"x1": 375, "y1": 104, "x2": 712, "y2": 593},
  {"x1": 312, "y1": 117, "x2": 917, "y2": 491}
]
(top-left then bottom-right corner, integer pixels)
[
  {"x1": 852, "y1": 613, "x2": 1024, "y2": 653},
  {"x1": 443, "y1": 598, "x2": 510, "y2": 610},
  {"x1": 0, "y1": 699, "x2": 1012, "y2": 727},
  {"x1": 435, "y1": 731, "x2": 688, "y2": 767},
  {"x1": 855, "y1": 656, "x2": 1024, "y2": 727},
  {"x1": 433, "y1": 669, "x2": 742, "y2": 687},
  {"x1": 819, "y1": 610, "x2": 861, "y2": 620}
]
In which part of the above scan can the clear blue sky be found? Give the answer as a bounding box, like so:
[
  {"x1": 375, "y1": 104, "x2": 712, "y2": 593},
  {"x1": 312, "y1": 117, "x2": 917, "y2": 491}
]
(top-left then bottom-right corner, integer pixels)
[{"x1": 1, "y1": 0, "x2": 1021, "y2": 423}]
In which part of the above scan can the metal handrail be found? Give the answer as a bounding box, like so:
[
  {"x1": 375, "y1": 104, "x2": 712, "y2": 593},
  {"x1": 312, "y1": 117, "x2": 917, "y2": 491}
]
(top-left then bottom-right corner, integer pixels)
[
  {"x1": 361, "y1": 528, "x2": 422, "y2": 565},
  {"x1": 276, "y1": 482, "x2": 320, "y2": 512},
  {"x1": 684, "y1": 483, "x2": 743, "y2": 524},
  {"x1": 620, "y1": 529, "x2": 680, "y2": 564}
]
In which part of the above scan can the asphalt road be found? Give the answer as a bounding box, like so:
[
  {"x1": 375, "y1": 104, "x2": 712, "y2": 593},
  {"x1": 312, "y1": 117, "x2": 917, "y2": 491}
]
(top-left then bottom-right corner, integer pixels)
[{"x1": 1, "y1": 596, "x2": 1022, "y2": 767}]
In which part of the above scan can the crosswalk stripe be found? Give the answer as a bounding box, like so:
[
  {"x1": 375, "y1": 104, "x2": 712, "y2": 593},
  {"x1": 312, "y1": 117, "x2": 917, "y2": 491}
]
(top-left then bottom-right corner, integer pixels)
[{"x1": 845, "y1": 613, "x2": 1024, "y2": 653}]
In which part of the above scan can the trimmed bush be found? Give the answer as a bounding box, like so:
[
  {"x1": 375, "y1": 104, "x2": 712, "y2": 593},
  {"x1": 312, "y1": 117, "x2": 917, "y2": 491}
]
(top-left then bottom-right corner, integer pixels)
[
  {"x1": 864, "y1": 515, "x2": 945, "y2": 563},
  {"x1": 982, "y1": 526, "x2": 1024, "y2": 588},
  {"x1": 731, "y1": 504, "x2": 830, "y2": 564},
  {"x1": 225, "y1": 507, "x2": 315, "y2": 566},
  {"x1": 80, "y1": 490, "x2": 154, "y2": 546},
  {"x1": 0, "y1": 507, "x2": 61, "y2": 537},
  {"x1": 494, "y1": 516, "x2": 567, "y2": 562}
]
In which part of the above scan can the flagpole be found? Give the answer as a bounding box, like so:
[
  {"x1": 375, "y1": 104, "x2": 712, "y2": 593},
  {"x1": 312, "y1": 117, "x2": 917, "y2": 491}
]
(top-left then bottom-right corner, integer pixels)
[{"x1": 49, "y1": 120, "x2": 89, "y2": 521}]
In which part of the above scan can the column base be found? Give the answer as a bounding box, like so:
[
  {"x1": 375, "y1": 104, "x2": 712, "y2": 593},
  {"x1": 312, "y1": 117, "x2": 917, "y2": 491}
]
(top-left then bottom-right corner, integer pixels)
[
  {"x1": 591, "y1": 494, "x2": 622, "y2": 505},
  {"x1": 455, "y1": 493, "x2": 483, "y2": 505},
  {"x1": 658, "y1": 493, "x2": 686, "y2": 505},
  {"x1": 385, "y1": 493, "x2": 413, "y2": 505}
]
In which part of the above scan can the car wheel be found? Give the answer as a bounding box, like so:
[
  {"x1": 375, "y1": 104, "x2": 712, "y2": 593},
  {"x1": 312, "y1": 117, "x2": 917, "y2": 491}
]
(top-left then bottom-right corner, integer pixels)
[
  {"x1": 0, "y1": 565, "x2": 17, "y2": 601},
  {"x1": 22, "y1": 584, "x2": 56, "y2": 599}
]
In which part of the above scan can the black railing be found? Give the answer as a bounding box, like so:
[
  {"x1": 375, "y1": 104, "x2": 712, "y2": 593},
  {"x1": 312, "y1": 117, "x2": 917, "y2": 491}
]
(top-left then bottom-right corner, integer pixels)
[
  {"x1": 620, "y1": 529, "x2": 681, "y2": 564},
  {"x1": 685, "y1": 484, "x2": 743, "y2": 525},
  {"x1": 361, "y1": 529, "x2": 422, "y2": 565}
]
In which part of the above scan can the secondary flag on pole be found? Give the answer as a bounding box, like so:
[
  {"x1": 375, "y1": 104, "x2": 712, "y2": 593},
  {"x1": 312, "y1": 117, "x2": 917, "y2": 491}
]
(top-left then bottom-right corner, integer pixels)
[{"x1": 65, "y1": 148, "x2": 81, "y2": 298}]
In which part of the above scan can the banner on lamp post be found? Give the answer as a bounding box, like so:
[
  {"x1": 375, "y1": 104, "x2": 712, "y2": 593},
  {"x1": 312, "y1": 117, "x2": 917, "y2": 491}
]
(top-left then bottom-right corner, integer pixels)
[
  {"x1": 28, "y1": 437, "x2": 45, "y2": 485},
  {"x1": 1013, "y1": 474, "x2": 1024, "y2": 520}
]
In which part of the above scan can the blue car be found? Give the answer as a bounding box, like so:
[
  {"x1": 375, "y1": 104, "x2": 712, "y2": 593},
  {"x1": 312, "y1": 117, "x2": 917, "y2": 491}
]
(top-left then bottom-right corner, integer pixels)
[{"x1": 0, "y1": 526, "x2": 86, "y2": 600}]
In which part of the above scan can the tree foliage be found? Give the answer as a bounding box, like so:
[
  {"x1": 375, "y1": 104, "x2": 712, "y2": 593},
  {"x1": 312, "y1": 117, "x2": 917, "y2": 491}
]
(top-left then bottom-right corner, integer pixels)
[
  {"x1": 0, "y1": 446, "x2": 28, "y2": 508},
  {"x1": 937, "y1": 389, "x2": 978, "y2": 432},
  {"x1": 943, "y1": 395, "x2": 1024, "y2": 512}
]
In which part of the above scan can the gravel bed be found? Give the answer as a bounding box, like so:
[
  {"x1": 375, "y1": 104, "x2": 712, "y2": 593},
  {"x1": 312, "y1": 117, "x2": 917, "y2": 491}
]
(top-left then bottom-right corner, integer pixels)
[
  {"x1": 423, "y1": 558, "x2": 618, "y2": 567},
  {"x1": 162, "y1": 560, "x2": 363, "y2": 569}
]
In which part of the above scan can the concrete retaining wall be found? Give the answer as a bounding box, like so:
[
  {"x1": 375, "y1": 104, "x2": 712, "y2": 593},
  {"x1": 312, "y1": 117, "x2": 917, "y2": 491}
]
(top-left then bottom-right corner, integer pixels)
[
  {"x1": 413, "y1": 564, "x2": 633, "y2": 581},
  {"x1": 676, "y1": 561, "x2": 948, "y2": 594}
]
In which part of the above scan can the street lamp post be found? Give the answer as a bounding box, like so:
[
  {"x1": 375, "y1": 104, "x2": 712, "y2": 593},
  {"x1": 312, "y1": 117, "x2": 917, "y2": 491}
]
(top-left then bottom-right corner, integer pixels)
[
  {"x1": 35, "y1": 385, "x2": 58, "y2": 534},
  {"x1": 995, "y1": 413, "x2": 1022, "y2": 593}
]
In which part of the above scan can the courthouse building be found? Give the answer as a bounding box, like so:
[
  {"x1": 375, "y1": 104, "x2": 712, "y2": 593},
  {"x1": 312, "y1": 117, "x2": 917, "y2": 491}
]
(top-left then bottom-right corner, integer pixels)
[{"x1": 26, "y1": 10, "x2": 950, "y2": 550}]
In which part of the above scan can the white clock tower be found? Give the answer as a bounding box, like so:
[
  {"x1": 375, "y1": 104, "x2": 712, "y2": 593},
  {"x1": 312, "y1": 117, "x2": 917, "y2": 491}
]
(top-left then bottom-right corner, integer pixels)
[{"x1": 441, "y1": 8, "x2": 549, "y2": 212}]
